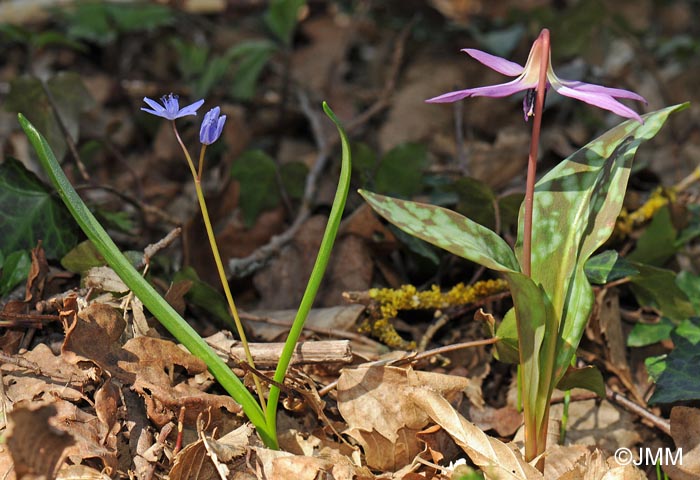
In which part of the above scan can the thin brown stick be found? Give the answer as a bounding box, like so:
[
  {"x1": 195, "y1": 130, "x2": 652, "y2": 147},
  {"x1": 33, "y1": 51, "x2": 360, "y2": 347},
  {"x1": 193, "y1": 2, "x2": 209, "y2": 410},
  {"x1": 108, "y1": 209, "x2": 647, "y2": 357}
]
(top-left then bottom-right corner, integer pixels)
[
  {"x1": 316, "y1": 337, "x2": 499, "y2": 396},
  {"x1": 606, "y1": 386, "x2": 670, "y2": 436}
]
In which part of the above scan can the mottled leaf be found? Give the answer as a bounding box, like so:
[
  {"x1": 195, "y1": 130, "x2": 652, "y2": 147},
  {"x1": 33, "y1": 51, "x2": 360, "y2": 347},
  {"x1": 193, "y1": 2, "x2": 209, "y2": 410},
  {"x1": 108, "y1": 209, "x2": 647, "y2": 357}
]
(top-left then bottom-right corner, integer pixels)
[
  {"x1": 648, "y1": 318, "x2": 700, "y2": 404},
  {"x1": 519, "y1": 104, "x2": 687, "y2": 381},
  {"x1": 0, "y1": 158, "x2": 78, "y2": 259},
  {"x1": 359, "y1": 190, "x2": 519, "y2": 273},
  {"x1": 504, "y1": 271, "x2": 558, "y2": 442}
]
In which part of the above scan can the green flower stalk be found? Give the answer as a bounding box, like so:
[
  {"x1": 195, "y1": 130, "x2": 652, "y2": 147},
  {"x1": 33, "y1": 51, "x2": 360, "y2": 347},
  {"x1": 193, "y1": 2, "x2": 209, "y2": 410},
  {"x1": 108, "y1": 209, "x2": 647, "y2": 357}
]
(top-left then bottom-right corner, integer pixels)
[{"x1": 142, "y1": 97, "x2": 267, "y2": 412}]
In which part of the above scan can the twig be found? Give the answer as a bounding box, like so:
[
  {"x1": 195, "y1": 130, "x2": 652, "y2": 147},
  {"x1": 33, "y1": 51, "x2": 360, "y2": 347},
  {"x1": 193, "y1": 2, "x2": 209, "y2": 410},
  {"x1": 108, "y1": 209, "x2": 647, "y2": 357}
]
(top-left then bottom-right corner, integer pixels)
[
  {"x1": 316, "y1": 337, "x2": 499, "y2": 396},
  {"x1": 139, "y1": 227, "x2": 182, "y2": 269},
  {"x1": 205, "y1": 333, "x2": 353, "y2": 368},
  {"x1": 606, "y1": 386, "x2": 670, "y2": 436},
  {"x1": 240, "y1": 311, "x2": 385, "y2": 349}
]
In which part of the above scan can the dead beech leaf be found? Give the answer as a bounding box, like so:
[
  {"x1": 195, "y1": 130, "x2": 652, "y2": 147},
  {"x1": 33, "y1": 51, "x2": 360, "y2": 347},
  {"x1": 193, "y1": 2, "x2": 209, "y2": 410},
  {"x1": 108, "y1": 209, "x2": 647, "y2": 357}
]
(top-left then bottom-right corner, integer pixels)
[
  {"x1": 469, "y1": 405, "x2": 523, "y2": 437},
  {"x1": 122, "y1": 336, "x2": 242, "y2": 427},
  {"x1": 85, "y1": 266, "x2": 130, "y2": 293},
  {"x1": 409, "y1": 388, "x2": 542, "y2": 480},
  {"x1": 169, "y1": 439, "x2": 218, "y2": 480},
  {"x1": 337, "y1": 365, "x2": 468, "y2": 471},
  {"x1": 663, "y1": 406, "x2": 700, "y2": 480},
  {"x1": 556, "y1": 449, "x2": 646, "y2": 480},
  {"x1": 6, "y1": 405, "x2": 74, "y2": 479},
  {"x1": 57, "y1": 464, "x2": 112, "y2": 479},
  {"x1": 3, "y1": 343, "x2": 92, "y2": 405}
]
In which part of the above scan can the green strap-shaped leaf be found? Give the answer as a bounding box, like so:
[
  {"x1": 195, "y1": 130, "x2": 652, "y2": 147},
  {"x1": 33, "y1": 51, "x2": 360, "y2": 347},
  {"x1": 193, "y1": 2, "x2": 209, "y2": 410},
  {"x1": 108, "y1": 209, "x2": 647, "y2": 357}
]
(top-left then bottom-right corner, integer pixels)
[
  {"x1": 359, "y1": 190, "x2": 519, "y2": 273},
  {"x1": 17, "y1": 113, "x2": 276, "y2": 448},
  {"x1": 504, "y1": 271, "x2": 558, "y2": 454}
]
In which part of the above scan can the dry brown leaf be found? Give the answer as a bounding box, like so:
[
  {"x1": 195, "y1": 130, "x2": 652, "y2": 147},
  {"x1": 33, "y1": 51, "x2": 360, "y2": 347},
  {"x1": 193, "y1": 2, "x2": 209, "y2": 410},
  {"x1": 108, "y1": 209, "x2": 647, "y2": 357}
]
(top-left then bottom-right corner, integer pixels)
[
  {"x1": 2, "y1": 343, "x2": 92, "y2": 405},
  {"x1": 337, "y1": 365, "x2": 468, "y2": 470},
  {"x1": 122, "y1": 336, "x2": 242, "y2": 427},
  {"x1": 254, "y1": 216, "x2": 373, "y2": 309},
  {"x1": 469, "y1": 404, "x2": 523, "y2": 437},
  {"x1": 51, "y1": 399, "x2": 118, "y2": 474},
  {"x1": 6, "y1": 405, "x2": 74, "y2": 479},
  {"x1": 663, "y1": 406, "x2": 700, "y2": 480},
  {"x1": 543, "y1": 444, "x2": 590, "y2": 479},
  {"x1": 56, "y1": 464, "x2": 112, "y2": 479},
  {"x1": 409, "y1": 387, "x2": 542, "y2": 479},
  {"x1": 84, "y1": 266, "x2": 130, "y2": 294},
  {"x1": 169, "y1": 439, "x2": 219, "y2": 480},
  {"x1": 556, "y1": 448, "x2": 646, "y2": 480},
  {"x1": 415, "y1": 424, "x2": 461, "y2": 467}
]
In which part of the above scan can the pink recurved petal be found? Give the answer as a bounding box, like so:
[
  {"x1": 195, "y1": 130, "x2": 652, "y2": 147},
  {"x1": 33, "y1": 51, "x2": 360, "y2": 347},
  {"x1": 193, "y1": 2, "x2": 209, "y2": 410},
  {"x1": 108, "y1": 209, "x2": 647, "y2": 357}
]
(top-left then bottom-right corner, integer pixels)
[
  {"x1": 555, "y1": 85, "x2": 644, "y2": 123},
  {"x1": 462, "y1": 49, "x2": 524, "y2": 76},
  {"x1": 557, "y1": 79, "x2": 647, "y2": 103},
  {"x1": 426, "y1": 79, "x2": 531, "y2": 103}
]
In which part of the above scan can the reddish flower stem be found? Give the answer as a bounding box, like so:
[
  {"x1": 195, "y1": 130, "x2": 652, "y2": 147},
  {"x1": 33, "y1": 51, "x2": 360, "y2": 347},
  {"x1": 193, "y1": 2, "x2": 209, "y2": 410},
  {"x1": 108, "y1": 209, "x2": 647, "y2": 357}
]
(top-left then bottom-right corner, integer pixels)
[{"x1": 522, "y1": 29, "x2": 550, "y2": 277}]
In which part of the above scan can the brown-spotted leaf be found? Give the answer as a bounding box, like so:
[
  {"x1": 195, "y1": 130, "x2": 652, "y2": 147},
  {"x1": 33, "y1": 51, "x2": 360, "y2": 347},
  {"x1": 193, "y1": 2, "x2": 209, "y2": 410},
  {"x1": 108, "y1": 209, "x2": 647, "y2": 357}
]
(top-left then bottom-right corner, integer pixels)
[
  {"x1": 360, "y1": 190, "x2": 519, "y2": 273},
  {"x1": 409, "y1": 387, "x2": 542, "y2": 480}
]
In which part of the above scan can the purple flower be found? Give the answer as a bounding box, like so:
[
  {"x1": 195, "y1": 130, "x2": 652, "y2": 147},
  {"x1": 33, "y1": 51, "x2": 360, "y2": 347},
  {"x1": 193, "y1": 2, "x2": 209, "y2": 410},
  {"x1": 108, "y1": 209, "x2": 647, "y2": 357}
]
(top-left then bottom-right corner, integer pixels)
[
  {"x1": 141, "y1": 93, "x2": 205, "y2": 120},
  {"x1": 199, "y1": 107, "x2": 226, "y2": 145},
  {"x1": 426, "y1": 29, "x2": 647, "y2": 123}
]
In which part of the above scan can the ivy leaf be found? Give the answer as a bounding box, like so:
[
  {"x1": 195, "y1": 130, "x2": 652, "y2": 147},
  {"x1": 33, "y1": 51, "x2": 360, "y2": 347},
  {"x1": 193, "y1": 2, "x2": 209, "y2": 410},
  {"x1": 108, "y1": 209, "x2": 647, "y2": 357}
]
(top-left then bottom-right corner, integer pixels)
[
  {"x1": 627, "y1": 317, "x2": 675, "y2": 347},
  {"x1": 627, "y1": 206, "x2": 678, "y2": 266},
  {"x1": 584, "y1": 250, "x2": 638, "y2": 284},
  {"x1": 628, "y1": 263, "x2": 695, "y2": 322},
  {"x1": 5, "y1": 72, "x2": 94, "y2": 161},
  {"x1": 231, "y1": 150, "x2": 280, "y2": 227},
  {"x1": 648, "y1": 318, "x2": 700, "y2": 404},
  {"x1": 0, "y1": 250, "x2": 31, "y2": 297},
  {"x1": 374, "y1": 143, "x2": 428, "y2": 198},
  {"x1": 0, "y1": 158, "x2": 78, "y2": 259}
]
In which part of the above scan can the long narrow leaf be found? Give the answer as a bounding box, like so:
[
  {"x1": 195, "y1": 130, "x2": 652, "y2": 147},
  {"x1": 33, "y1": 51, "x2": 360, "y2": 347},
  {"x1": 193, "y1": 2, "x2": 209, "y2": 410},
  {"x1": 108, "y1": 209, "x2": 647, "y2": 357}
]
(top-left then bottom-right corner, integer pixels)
[
  {"x1": 265, "y1": 102, "x2": 352, "y2": 431},
  {"x1": 17, "y1": 113, "x2": 276, "y2": 447}
]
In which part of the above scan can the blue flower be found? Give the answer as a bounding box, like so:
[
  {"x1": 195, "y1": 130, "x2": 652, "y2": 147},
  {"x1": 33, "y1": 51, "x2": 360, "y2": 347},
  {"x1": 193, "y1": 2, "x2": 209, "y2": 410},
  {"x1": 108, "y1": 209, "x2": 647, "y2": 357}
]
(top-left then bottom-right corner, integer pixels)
[
  {"x1": 141, "y1": 93, "x2": 205, "y2": 120},
  {"x1": 199, "y1": 107, "x2": 227, "y2": 145}
]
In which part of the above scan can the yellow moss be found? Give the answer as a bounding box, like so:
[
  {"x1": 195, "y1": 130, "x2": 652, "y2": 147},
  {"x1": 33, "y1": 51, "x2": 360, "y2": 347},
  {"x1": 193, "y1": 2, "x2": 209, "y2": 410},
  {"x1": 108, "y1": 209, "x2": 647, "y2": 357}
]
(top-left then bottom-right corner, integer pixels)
[
  {"x1": 616, "y1": 187, "x2": 676, "y2": 236},
  {"x1": 364, "y1": 278, "x2": 509, "y2": 349}
]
